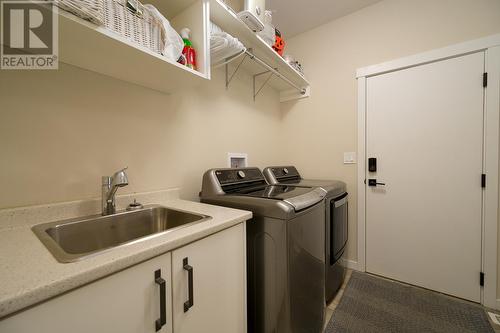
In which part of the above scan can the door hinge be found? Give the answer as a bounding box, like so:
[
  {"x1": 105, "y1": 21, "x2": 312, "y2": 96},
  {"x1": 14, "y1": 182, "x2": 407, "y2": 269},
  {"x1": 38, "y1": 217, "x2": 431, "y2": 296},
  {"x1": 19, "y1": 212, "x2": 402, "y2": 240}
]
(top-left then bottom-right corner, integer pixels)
[
  {"x1": 483, "y1": 72, "x2": 488, "y2": 88},
  {"x1": 481, "y1": 174, "x2": 486, "y2": 188},
  {"x1": 480, "y1": 272, "x2": 485, "y2": 286}
]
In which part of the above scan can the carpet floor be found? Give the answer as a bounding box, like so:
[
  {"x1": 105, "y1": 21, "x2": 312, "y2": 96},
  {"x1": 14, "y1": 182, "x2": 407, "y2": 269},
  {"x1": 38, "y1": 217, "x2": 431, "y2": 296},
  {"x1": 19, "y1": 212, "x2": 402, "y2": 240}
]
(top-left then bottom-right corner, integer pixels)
[{"x1": 325, "y1": 271, "x2": 494, "y2": 333}]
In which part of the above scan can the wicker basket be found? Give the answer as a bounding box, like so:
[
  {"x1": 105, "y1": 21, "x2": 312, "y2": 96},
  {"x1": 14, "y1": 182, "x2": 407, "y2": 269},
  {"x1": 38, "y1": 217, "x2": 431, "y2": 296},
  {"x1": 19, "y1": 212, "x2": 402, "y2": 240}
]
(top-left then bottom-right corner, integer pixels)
[
  {"x1": 103, "y1": 0, "x2": 164, "y2": 55},
  {"x1": 52, "y1": 0, "x2": 104, "y2": 25},
  {"x1": 51, "y1": 0, "x2": 165, "y2": 55}
]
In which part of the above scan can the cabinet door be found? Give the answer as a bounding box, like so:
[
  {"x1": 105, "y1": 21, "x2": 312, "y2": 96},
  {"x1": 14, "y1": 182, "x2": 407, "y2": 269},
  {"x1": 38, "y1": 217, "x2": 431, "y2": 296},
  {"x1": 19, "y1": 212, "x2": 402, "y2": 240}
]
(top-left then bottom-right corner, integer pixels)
[
  {"x1": 0, "y1": 253, "x2": 173, "y2": 333},
  {"x1": 172, "y1": 224, "x2": 246, "y2": 333}
]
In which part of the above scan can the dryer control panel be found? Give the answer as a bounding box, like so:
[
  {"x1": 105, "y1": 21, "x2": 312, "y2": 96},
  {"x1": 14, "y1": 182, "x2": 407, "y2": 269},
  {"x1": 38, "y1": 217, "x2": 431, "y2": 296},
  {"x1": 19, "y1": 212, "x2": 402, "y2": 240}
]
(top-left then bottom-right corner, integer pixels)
[
  {"x1": 271, "y1": 166, "x2": 300, "y2": 179},
  {"x1": 264, "y1": 166, "x2": 301, "y2": 183}
]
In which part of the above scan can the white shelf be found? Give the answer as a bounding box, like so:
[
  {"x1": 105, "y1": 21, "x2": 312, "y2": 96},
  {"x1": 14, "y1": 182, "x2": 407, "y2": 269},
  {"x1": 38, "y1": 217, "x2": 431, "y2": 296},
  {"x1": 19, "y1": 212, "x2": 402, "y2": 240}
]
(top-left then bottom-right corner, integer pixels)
[
  {"x1": 58, "y1": 10, "x2": 208, "y2": 94},
  {"x1": 209, "y1": 0, "x2": 310, "y2": 97},
  {"x1": 147, "y1": 0, "x2": 199, "y2": 19}
]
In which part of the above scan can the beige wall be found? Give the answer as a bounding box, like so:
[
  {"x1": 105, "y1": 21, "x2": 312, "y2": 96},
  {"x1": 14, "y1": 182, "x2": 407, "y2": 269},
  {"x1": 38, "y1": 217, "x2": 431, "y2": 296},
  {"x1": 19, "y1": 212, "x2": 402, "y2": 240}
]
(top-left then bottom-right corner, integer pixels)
[
  {"x1": 1, "y1": 0, "x2": 500, "y2": 300},
  {"x1": 282, "y1": 0, "x2": 500, "y2": 295},
  {"x1": 0, "y1": 64, "x2": 288, "y2": 208}
]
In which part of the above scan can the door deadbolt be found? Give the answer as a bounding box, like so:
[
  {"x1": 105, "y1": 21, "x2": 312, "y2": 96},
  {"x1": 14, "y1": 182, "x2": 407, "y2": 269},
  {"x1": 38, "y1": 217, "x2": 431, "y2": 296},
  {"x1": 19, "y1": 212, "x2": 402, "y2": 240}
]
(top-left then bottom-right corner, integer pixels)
[{"x1": 368, "y1": 158, "x2": 377, "y2": 172}]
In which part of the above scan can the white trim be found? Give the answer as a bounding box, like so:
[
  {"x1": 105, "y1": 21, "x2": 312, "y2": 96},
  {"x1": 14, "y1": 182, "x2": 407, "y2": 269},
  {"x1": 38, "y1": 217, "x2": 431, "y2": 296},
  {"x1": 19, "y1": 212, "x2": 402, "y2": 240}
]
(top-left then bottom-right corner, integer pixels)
[
  {"x1": 356, "y1": 33, "x2": 500, "y2": 307},
  {"x1": 243, "y1": 221, "x2": 248, "y2": 333},
  {"x1": 357, "y1": 77, "x2": 367, "y2": 273},
  {"x1": 340, "y1": 259, "x2": 362, "y2": 271},
  {"x1": 489, "y1": 310, "x2": 500, "y2": 324},
  {"x1": 356, "y1": 33, "x2": 500, "y2": 78},
  {"x1": 483, "y1": 46, "x2": 500, "y2": 309},
  {"x1": 203, "y1": 0, "x2": 212, "y2": 80}
]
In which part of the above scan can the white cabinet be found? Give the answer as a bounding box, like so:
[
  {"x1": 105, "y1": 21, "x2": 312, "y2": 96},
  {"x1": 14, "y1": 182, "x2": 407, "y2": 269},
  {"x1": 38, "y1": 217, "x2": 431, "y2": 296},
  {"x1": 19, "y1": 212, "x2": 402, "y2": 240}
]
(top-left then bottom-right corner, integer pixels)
[
  {"x1": 0, "y1": 252, "x2": 173, "y2": 333},
  {"x1": 172, "y1": 223, "x2": 246, "y2": 333},
  {"x1": 0, "y1": 223, "x2": 246, "y2": 333}
]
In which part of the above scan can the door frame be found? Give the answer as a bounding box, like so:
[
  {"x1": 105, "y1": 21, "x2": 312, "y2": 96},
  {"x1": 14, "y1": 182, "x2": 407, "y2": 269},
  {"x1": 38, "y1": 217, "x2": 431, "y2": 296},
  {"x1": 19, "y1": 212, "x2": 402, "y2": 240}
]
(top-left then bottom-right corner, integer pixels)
[{"x1": 356, "y1": 33, "x2": 500, "y2": 309}]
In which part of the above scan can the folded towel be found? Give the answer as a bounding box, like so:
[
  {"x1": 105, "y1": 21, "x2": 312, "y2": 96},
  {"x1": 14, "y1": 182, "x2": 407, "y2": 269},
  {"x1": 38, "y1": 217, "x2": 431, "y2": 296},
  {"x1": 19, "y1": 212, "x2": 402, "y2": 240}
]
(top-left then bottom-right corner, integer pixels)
[
  {"x1": 210, "y1": 22, "x2": 224, "y2": 34},
  {"x1": 210, "y1": 22, "x2": 245, "y2": 66}
]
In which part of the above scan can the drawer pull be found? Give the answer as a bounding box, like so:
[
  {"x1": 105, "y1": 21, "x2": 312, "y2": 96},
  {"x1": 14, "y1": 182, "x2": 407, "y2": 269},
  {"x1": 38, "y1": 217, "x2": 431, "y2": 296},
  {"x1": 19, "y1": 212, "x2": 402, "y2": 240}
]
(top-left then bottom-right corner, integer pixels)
[
  {"x1": 183, "y1": 257, "x2": 194, "y2": 312},
  {"x1": 155, "y1": 269, "x2": 166, "y2": 331}
]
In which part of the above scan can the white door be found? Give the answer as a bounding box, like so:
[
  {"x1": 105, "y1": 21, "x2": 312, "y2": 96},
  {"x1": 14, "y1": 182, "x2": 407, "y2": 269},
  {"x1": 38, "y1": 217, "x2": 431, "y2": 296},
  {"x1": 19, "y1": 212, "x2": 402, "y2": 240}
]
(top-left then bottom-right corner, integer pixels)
[
  {"x1": 0, "y1": 252, "x2": 173, "y2": 333},
  {"x1": 365, "y1": 52, "x2": 485, "y2": 302},
  {"x1": 172, "y1": 224, "x2": 246, "y2": 333}
]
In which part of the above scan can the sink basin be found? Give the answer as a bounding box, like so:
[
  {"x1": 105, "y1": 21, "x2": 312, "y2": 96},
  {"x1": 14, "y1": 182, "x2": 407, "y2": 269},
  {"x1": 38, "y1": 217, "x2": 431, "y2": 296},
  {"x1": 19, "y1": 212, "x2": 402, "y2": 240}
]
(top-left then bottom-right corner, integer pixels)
[{"x1": 32, "y1": 205, "x2": 211, "y2": 263}]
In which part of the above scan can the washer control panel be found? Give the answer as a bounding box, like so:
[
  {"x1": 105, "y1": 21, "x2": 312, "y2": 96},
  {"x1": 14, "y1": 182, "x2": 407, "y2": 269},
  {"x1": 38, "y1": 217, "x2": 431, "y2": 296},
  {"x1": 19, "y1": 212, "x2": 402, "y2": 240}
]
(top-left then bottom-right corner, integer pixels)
[{"x1": 216, "y1": 168, "x2": 264, "y2": 185}]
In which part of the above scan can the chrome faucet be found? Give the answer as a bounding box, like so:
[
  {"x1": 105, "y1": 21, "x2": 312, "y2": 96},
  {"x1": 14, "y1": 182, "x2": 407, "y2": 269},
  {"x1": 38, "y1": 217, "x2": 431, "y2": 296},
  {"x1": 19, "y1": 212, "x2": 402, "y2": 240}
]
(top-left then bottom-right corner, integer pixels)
[{"x1": 102, "y1": 167, "x2": 129, "y2": 215}]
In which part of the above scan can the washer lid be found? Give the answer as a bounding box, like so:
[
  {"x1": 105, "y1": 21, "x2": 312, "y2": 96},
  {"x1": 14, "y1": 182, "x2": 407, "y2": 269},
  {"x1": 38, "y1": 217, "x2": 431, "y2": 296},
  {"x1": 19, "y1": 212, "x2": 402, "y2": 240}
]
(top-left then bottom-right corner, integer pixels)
[
  {"x1": 235, "y1": 185, "x2": 326, "y2": 210},
  {"x1": 284, "y1": 188, "x2": 327, "y2": 211}
]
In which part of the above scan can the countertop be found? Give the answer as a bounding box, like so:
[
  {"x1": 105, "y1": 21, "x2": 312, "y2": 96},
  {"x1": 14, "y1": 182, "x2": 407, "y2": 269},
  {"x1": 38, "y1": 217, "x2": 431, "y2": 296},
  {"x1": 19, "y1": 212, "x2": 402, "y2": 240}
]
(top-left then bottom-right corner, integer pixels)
[{"x1": 0, "y1": 189, "x2": 252, "y2": 319}]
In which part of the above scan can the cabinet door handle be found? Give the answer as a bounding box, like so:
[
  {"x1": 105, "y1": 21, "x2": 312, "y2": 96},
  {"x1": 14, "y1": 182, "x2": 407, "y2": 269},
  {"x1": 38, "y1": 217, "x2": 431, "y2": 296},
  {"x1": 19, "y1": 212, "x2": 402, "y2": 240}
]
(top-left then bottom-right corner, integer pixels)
[
  {"x1": 155, "y1": 269, "x2": 166, "y2": 331},
  {"x1": 183, "y1": 257, "x2": 194, "y2": 312}
]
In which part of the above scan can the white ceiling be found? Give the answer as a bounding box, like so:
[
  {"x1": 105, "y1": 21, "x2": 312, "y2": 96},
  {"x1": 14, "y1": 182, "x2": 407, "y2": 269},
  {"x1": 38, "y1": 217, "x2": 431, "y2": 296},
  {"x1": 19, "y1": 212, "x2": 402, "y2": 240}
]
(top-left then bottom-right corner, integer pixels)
[{"x1": 266, "y1": 0, "x2": 384, "y2": 38}]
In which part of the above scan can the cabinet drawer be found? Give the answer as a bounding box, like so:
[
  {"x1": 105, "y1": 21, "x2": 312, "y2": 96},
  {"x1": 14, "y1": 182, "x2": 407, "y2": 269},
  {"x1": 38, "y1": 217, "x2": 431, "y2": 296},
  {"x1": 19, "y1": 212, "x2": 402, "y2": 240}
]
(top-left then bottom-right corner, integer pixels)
[
  {"x1": 172, "y1": 224, "x2": 246, "y2": 333},
  {"x1": 0, "y1": 253, "x2": 173, "y2": 333}
]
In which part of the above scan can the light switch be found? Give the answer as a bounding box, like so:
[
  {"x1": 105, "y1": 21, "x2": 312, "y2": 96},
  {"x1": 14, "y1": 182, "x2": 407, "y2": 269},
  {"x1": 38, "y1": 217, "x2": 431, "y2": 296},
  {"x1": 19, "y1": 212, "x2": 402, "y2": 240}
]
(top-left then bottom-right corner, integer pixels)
[{"x1": 344, "y1": 152, "x2": 357, "y2": 164}]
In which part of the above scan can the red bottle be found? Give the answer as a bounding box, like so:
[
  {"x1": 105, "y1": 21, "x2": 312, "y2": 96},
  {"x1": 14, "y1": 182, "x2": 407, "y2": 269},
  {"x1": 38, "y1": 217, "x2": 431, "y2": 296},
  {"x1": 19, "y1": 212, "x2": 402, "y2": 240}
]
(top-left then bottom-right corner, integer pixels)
[
  {"x1": 180, "y1": 28, "x2": 197, "y2": 70},
  {"x1": 273, "y1": 28, "x2": 285, "y2": 56}
]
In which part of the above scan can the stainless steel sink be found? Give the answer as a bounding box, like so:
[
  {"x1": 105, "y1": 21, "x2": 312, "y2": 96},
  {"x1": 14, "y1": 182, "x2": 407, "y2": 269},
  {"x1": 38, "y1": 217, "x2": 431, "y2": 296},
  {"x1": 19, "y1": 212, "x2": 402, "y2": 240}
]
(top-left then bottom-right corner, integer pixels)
[{"x1": 32, "y1": 205, "x2": 211, "y2": 263}]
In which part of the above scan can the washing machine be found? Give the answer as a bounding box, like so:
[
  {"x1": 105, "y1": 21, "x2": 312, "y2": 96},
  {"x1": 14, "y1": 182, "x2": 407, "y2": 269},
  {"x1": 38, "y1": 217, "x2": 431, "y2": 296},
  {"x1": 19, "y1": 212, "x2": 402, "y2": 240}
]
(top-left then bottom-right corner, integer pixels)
[
  {"x1": 200, "y1": 167, "x2": 326, "y2": 333},
  {"x1": 263, "y1": 166, "x2": 348, "y2": 303}
]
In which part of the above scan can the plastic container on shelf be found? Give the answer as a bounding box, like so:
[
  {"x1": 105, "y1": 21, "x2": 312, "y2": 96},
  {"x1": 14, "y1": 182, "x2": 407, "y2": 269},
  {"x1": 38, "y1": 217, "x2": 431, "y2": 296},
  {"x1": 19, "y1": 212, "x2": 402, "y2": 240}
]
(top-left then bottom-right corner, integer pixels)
[
  {"x1": 257, "y1": 10, "x2": 275, "y2": 47},
  {"x1": 283, "y1": 54, "x2": 304, "y2": 76}
]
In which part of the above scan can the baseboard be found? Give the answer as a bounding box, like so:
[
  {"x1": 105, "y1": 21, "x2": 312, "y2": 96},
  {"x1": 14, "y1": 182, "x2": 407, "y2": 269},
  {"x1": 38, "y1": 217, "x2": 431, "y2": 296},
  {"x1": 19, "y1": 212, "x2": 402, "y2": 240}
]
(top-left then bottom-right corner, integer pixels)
[
  {"x1": 340, "y1": 259, "x2": 362, "y2": 271},
  {"x1": 344, "y1": 261, "x2": 500, "y2": 310}
]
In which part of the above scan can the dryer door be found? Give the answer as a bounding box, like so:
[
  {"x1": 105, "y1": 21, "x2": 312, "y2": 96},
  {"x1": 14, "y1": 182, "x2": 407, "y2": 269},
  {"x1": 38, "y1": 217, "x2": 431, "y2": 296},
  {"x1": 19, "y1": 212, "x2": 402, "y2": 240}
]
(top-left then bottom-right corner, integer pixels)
[
  {"x1": 325, "y1": 193, "x2": 348, "y2": 303},
  {"x1": 329, "y1": 193, "x2": 348, "y2": 265}
]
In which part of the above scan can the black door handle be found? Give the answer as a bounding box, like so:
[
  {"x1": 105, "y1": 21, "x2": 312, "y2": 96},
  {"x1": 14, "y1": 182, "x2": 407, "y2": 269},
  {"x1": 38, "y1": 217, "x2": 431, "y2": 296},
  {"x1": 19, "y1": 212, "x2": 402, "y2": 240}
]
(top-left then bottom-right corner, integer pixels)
[
  {"x1": 183, "y1": 257, "x2": 194, "y2": 312},
  {"x1": 368, "y1": 179, "x2": 386, "y2": 187},
  {"x1": 155, "y1": 269, "x2": 166, "y2": 331}
]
